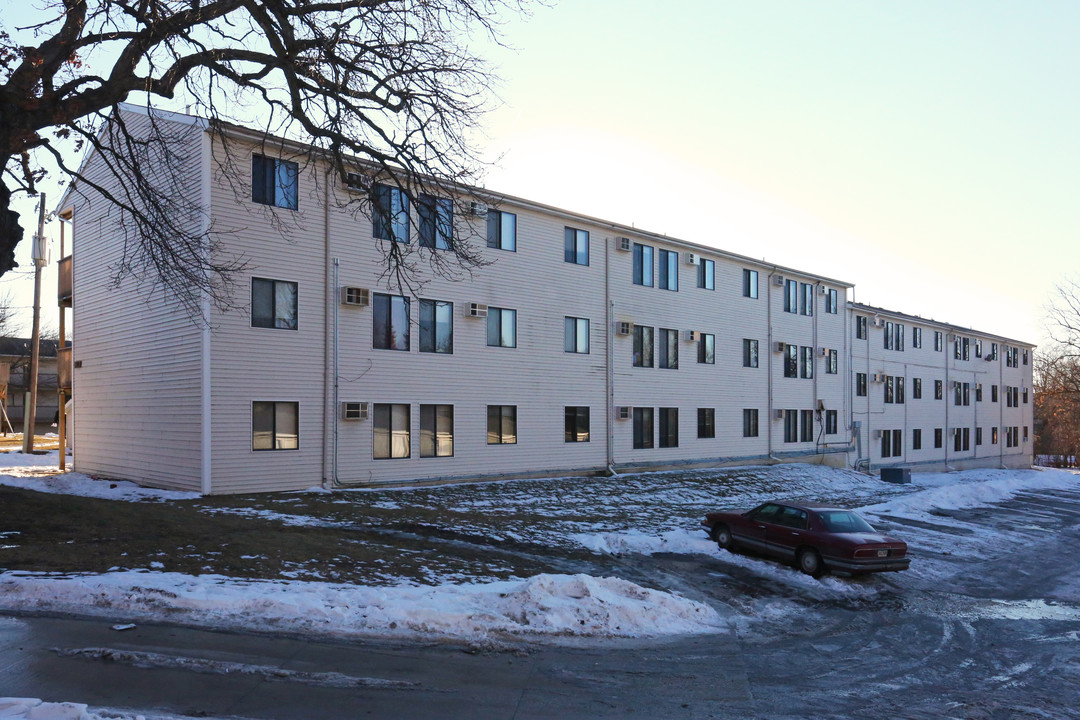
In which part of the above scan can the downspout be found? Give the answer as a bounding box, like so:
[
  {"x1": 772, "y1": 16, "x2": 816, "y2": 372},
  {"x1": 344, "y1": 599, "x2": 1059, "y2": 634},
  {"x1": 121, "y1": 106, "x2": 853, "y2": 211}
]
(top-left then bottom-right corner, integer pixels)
[
  {"x1": 998, "y1": 346, "x2": 1005, "y2": 469},
  {"x1": 812, "y1": 281, "x2": 820, "y2": 457},
  {"x1": 944, "y1": 331, "x2": 953, "y2": 471},
  {"x1": 766, "y1": 267, "x2": 780, "y2": 463},
  {"x1": 605, "y1": 235, "x2": 616, "y2": 476},
  {"x1": 322, "y1": 167, "x2": 332, "y2": 488},
  {"x1": 199, "y1": 130, "x2": 213, "y2": 495}
]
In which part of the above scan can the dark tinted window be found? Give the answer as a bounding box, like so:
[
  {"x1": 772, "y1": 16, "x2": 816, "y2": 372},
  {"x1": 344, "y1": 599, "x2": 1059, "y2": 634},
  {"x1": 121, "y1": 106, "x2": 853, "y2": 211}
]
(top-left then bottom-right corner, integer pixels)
[{"x1": 817, "y1": 511, "x2": 875, "y2": 534}]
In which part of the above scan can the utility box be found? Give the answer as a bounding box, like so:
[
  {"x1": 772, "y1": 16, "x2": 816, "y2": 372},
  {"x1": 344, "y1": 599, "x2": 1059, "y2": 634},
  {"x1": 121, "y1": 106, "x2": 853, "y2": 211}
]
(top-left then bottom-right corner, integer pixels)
[{"x1": 881, "y1": 468, "x2": 912, "y2": 484}]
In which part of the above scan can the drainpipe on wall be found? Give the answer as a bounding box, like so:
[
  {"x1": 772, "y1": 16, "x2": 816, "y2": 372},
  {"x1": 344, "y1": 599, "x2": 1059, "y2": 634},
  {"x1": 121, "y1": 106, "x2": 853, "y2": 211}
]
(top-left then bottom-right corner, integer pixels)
[
  {"x1": 322, "y1": 168, "x2": 332, "y2": 489},
  {"x1": 605, "y1": 234, "x2": 616, "y2": 476},
  {"x1": 766, "y1": 267, "x2": 776, "y2": 462}
]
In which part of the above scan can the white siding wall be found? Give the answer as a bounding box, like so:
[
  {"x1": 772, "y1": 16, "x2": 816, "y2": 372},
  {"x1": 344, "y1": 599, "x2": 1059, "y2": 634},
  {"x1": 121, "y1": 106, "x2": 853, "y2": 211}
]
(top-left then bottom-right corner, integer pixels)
[
  {"x1": 70, "y1": 111, "x2": 205, "y2": 490},
  {"x1": 849, "y1": 307, "x2": 1034, "y2": 471}
]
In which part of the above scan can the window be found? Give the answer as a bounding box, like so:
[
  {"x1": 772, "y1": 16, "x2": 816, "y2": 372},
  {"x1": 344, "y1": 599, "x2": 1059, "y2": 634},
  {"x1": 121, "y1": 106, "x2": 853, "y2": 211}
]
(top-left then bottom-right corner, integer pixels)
[
  {"x1": 934, "y1": 331, "x2": 943, "y2": 352},
  {"x1": 992, "y1": 426, "x2": 998, "y2": 444},
  {"x1": 963, "y1": 427, "x2": 971, "y2": 451},
  {"x1": 698, "y1": 259, "x2": 715, "y2": 290},
  {"x1": 962, "y1": 337, "x2": 970, "y2": 361},
  {"x1": 373, "y1": 293, "x2": 410, "y2": 350},
  {"x1": 659, "y1": 328, "x2": 679, "y2": 369},
  {"x1": 825, "y1": 410, "x2": 837, "y2": 435},
  {"x1": 1023, "y1": 349, "x2": 1029, "y2": 366},
  {"x1": 800, "y1": 409, "x2": 814, "y2": 442},
  {"x1": 633, "y1": 326, "x2": 654, "y2": 367},
  {"x1": 419, "y1": 299, "x2": 453, "y2": 353},
  {"x1": 251, "y1": 278, "x2": 298, "y2": 330},
  {"x1": 884, "y1": 376, "x2": 894, "y2": 404},
  {"x1": 783, "y1": 410, "x2": 798, "y2": 443},
  {"x1": 856, "y1": 372, "x2": 867, "y2": 397},
  {"x1": 881, "y1": 429, "x2": 902, "y2": 458},
  {"x1": 564, "y1": 406, "x2": 590, "y2": 443},
  {"x1": 913, "y1": 327, "x2": 922, "y2": 349},
  {"x1": 743, "y1": 339, "x2": 759, "y2": 368},
  {"x1": 990, "y1": 343, "x2": 998, "y2": 360},
  {"x1": 697, "y1": 333, "x2": 715, "y2": 364},
  {"x1": 564, "y1": 317, "x2": 590, "y2": 354},
  {"x1": 252, "y1": 401, "x2": 298, "y2": 451},
  {"x1": 935, "y1": 380, "x2": 943, "y2": 400},
  {"x1": 893, "y1": 429, "x2": 902, "y2": 457},
  {"x1": 564, "y1": 227, "x2": 589, "y2": 265},
  {"x1": 881, "y1": 430, "x2": 891, "y2": 458},
  {"x1": 486, "y1": 210, "x2": 516, "y2": 251},
  {"x1": 913, "y1": 378, "x2": 922, "y2": 399},
  {"x1": 825, "y1": 288, "x2": 838, "y2": 314},
  {"x1": 885, "y1": 322, "x2": 894, "y2": 351},
  {"x1": 784, "y1": 279, "x2": 798, "y2": 313},
  {"x1": 743, "y1": 409, "x2": 759, "y2": 438},
  {"x1": 954, "y1": 428, "x2": 962, "y2": 452},
  {"x1": 976, "y1": 427, "x2": 983, "y2": 446},
  {"x1": 633, "y1": 407, "x2": 654, "y2": 449},
  {"x1": 418, "y1": 195, "x2": 453, "y2": 250},
  {"x1": 896, "y1": 377, "x2": 905, "y2": 404},
  {"x1": 975, "y1": 339, "x2": 982, "y2": 358},
  {"x1": 1023, "y1": 388, "x2": 1028, "y2": 404},
  {"x1": 742, "y1": 269, "x2": 758, "y2": 298},
  {"x1": 373, "y1": 403, "x2": 410, "y2": 459},
  {"x1": 992, "y1": 384, "x2": 998, "y2": 403},
  {"x1": 913, "y1": 428, "x2": 922, "y2": 450},
  {"x1": 784, "y1": 344, "x2": 798, "y2": 378},
  {"x1": 658, "y1": 249, "x2": 678, "y2": 291},
  {"x1": 1024, "y1": 426, "x2": 1029, "y2": 441},
  {"x1": 885, "y1": 322, "x2": 904, "y2": 351},
  {"x1": 800, "y1": 283, "x2": 814, "y2": 316},
  {"x1": 487, "y1": 405, "x2": 517, "y2": 444},
  {"x1": 856, "y1": 315, "x2": 868, "y2": 339},
  {"x1": 486, "y1": 307, "x2": 517, "y2": 348},
  {"x1": 697, "y1": 408, "x2": 715, "y2": 439},
  {"x1": 827, "y1": 349, "x2": 838, "y2": 374},
  {"x1": 420, "y1": 404, "x2": 454, "y2": 457},
  {"x1": 800, "y1": 346, "x2": 814, "y2": 379},
  {"x1": 372, "y1": 183, "x2": 410, "y2": 243},
  {"x1": 252, "y1": 155, "x2": 298, "y2": 210},
  {"x1": 633, "y1": 243, "x2": 654, "y2": 287},
  {"x1": 934, "y1": 428, "x2": 943, "y2": 448}
]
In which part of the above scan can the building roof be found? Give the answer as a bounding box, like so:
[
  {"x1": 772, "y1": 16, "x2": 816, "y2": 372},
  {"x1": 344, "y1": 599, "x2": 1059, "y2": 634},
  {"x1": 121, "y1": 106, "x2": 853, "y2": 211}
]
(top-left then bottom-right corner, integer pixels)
[
  {"x1": 850, "y1": 302, "x2": 1035, "y2": 349},
  {"x1": 0, "y1": 337, "x2": 65, "y2": 358}
]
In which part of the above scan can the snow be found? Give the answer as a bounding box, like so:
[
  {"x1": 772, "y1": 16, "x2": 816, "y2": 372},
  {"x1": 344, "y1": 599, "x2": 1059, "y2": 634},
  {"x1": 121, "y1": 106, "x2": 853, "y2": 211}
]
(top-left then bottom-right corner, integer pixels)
[
  {"x1": 0, "y1": 697, "x2": 194, "y2": 720},
  {"x1": 0, "y1": 450, "x2": 198, "y2": 502}
]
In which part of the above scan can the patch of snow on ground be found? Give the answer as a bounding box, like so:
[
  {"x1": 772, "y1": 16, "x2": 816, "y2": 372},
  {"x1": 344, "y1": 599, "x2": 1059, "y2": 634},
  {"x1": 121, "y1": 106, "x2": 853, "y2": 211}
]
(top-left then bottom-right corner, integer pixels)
[
  {"x1": 0, "y1": 570, "x2": 726, "y2": 642},
  {"x1": 0, "y1": 697, "x2": 200, "y2": 720},
  {"x1": 0, "y1": 451, "x2": 198, "y2": 502}
]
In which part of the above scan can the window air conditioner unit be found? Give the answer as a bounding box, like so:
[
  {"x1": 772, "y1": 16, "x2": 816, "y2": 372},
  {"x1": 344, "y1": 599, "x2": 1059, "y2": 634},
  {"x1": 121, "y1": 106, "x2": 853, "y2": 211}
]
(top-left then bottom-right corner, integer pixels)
[
  {"x1": 469, "y1": 201, "x2": 488, "y2": 217},
  {"x1": 467, "y1": 302, "x2": 488, "y2": 318},
  {"x1": 341, "y1": 287, "x2": 370, "y2": 307},
  {"x1": 342, "y1": 401, "x2": 369, "y2": 421},
  {"x1": 873, "y1": 429, "x2": 883, "y2": 439},
  {"x1": 948, "y1": 334, "x2": 957, "y2": 341},
  {"x1": 873, "y1": 318, "x2": 886, "y2": 328},
  {"x1": 616, "y1": 406, "x2": 631, "y2": 420},
  {"x1": 684, "y1": 330, "x2": 700, "y2": 342},
  {"x1": 773, "y1": 275, "x2": 785, "y2": 286},
  {"x1": 616, "y1": 237, "x2": 631, "y2": 252},
  {"x1": 818, "y1": 285, "x2": 828, "y2": 295},
  {"x1": 774, "y1": 341, "x2": 786, "y2": 353},
  {"x1": 774, "y1": 409, "x2": 785, "y2": 420},
  {"x1": 818, "y1": 347, "x2": 829, "y2": 356},
  {"x1": 616, "y1": 321, "x2": 632, "y2": 335},
  {"x1": 343, "y1": 172, "x2": 366, "y2": 191},
  {"x1": 685, "y1": 252, "x2": 701, "y2": 266},
  {"x1": 872, "y1": 373, "x2": 885, "y2": 383}
]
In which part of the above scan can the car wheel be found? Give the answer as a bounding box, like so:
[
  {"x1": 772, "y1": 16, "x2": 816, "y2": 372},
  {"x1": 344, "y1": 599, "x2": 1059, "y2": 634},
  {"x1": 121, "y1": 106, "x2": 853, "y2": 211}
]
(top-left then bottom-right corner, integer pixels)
[
  {"x1": 712, "y1": 524, "x2": 734, "y2": 551},
  {"x1": 797, "y1": 548, "x2": 824, "y2": 578}
]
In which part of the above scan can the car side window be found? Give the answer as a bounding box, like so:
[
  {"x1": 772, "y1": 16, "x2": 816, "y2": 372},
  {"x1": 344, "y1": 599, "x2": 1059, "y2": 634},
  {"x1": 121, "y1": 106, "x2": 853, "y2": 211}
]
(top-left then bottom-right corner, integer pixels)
[
  {"x1": 775, "y1": 506, "x2": 808, "y2": 529},
  {"x1": 750, "y1": 504, "x2": 782, "y2": 523}
]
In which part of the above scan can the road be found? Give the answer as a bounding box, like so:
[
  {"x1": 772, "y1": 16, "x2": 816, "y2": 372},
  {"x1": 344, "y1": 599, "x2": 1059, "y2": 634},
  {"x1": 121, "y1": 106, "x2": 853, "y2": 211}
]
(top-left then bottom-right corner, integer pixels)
[{"x1": 2, "y1": 487, "x2": 1079, "y2": 719}]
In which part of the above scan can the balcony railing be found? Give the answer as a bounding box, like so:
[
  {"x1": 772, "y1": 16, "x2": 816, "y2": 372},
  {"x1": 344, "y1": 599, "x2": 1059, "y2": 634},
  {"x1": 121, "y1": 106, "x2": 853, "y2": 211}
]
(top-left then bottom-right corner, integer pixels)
[
  {"x1": 57, "y1": 347, "x2": 72, "y2": 390},
  {"x1": 58, "y1": 255, "x2": 72, "y2": 306}
]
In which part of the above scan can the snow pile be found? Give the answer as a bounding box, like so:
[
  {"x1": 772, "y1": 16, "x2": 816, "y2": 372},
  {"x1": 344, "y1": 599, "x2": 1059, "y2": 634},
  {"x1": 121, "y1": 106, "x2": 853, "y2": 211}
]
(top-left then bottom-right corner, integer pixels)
[
  {"x1": 859, "y1": 468, "x2": 1079, "y2": 519},
  {"x1": 0, "y1": 450, "x2": 198, "y2": 502},
  {"x1": 573, "y1": 528, "x2": 716, "y2": 556},
  {"x1": 0, "y1": 570, "x2": 725, "y2": 642},
  {"x1": 0, "y1": 697, "x2": 187, "y2": 720}
]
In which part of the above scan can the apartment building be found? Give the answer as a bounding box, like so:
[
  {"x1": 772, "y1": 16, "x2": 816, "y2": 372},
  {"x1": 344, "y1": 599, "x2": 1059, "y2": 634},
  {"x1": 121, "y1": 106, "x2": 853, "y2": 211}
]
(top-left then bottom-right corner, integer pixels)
[
  {"x1": 849, "y1": 304, "x2": 1034, "y2": 472},
  {"x1": 60, "y1": 106, "x2": 1033, "y2": 494}
]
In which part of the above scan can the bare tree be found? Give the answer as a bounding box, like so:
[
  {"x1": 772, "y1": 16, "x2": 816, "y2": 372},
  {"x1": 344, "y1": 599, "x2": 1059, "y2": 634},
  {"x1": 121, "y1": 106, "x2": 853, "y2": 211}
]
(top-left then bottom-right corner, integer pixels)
[
  {"x1": 1036, "y1": 277, "x2": 1080, "y2": 465},
  {"x1": 1047, "y1": 275, "x2": 1080, "y2": 357},
  {"x1": 1, "y1": 0, "x2": 526, "y2": 318}
]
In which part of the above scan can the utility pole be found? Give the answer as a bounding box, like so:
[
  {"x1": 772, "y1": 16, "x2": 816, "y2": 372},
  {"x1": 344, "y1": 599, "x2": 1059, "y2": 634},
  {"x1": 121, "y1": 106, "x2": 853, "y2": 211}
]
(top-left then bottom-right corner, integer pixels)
[{"x1": 22, "y1": 193, "x2": 46, "y2": 454}]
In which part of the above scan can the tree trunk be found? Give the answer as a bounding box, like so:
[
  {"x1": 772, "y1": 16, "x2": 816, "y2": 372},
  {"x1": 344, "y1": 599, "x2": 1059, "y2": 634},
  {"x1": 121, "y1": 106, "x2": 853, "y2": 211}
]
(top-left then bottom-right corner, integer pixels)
[{"x1": 0, "y1": 178, "x2": 23, "y2": 278}]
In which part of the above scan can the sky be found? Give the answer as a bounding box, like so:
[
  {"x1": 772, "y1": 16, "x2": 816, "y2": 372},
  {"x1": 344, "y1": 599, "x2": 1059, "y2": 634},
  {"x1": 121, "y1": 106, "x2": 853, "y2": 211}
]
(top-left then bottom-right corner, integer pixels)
[{"x1": 4, "y1": 0, "x2": 1078, "y2": 347}]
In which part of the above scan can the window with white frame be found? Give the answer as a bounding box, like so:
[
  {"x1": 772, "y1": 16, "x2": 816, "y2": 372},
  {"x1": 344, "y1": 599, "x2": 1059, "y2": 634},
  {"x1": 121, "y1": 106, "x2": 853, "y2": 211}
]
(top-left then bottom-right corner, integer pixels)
[
  {"x1": 564, "y1": 317, "x2": 590, "y2": 354},
  {"x1": 373, "y1": 403, "x2": 410, "y2": 459},
  {"x1": 633, "y1": 243, "x2": 654, "y2": 287},
  {"x1": 633, "y1": 407, "x2": 654, "y2": 449},
  {"x1": 743, "y1": 339, "x2": 759, "y2": 368},
  {"x1": 564, "y1": 227, "x2": 589, "y2": 265},
  {"x1": 419, "y1": 299, "x2": 453, "y2": 354},
  {"x1": 487, "y1": 405, "x2": 517, "y2": 444},
  {"x1": 252, "y1": 155, "x2": 298, "y2": 210},
  {"x1": 420, "y1": 404, "x2": 454, "y2": 457},
  {"x1": 373, "y1": 293, "x2": 410, "y2": 350},
  {"x1": 251, "y1": 278, "x2": 297, "y2": 330},
  {"x1": 372, "y1": 183, "x2": 410, "y2": 243},
  {"x1": 486, "y1": 210, "x2": 516, "y2": 251},
  {"x1": 564, "y1": 406, "x2": 590, "y2": 443},
  {"x1": 418, "y1": 195, "x2": 453, "y2": 249},
  {"x1": 743, "y1": 408, "x2": 759, "y2": 437},
  {"x1": 697, "y1": 333, "x2": 715, "y2": 364},
  {"x1": 659, "y1": 328, "x2": 679, "y2": 369},
  {"x1": 633, "y1": 326, "x2": 654, "y2": 367},
  {"x1": 658, "y1": 249, "x2": 678, "y2": 291},
  {"x1": 252, "y1": 401, "x2": 298, "y2": 451},
  {"x1": 698, "y1": 259, "x2": 715, "y2": 290},
  {"x1": 486, "y1": 307, "x2": 517, "y2": 348},
  {"x1": 742, "y1": 269, "x2": 758, "y2": 298}
]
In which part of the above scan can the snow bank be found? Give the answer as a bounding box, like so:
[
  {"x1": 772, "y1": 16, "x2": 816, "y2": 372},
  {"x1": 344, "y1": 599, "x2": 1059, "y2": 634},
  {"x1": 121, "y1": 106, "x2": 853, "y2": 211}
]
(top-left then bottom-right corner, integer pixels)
[
  {"x1": 0, "y1": 697, "x2": 190, "y2": 720},
  {"x1": 0, "y1": 450, "x2": 198, "y2": 502},
  {"x1": 0, "y1": 570, "x2": 726, "y2": 642}
]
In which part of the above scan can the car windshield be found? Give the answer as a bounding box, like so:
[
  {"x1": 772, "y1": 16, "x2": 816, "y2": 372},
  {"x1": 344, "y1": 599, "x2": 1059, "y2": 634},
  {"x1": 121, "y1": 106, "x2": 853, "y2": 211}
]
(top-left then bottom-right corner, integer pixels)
[{"x1": 818, "y1": 510, "x2": 876, "y2": 533}]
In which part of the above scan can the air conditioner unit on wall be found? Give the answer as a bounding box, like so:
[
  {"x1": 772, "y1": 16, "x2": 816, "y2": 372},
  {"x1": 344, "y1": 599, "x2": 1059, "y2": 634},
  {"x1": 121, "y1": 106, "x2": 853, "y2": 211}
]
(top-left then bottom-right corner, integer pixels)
[
  {"x1": 469, "y1": 201, "x2": 488, "y2": 217},
  {"x1": 872, "y1": 373, "x2": 885, "y2": 383},
  {"x1": 467, "y1": 302, "x2": 488, "y2": 318},
  {"x1": 873, "y1": 429, "x2": 883, "y2": 439},
  {"x1": 774, "y1": 341, "x2": 786, "y2": 353},
  {"x1": 616, "y1": 406, "x2": 631, "y2": 420},
  {"x1": 616, "y1": 321, "x2": 632, "y2": 335},
  {"x1": 684, "y1": 330, "x2": 700, "y2": 342},
  {"x1": 342, "y1": 401, "x2": 369, "y2": 421},
  {"x1": 685, "y1": 252, "x2": 701, "y2": 265},
  {"x1": 818, "y1": 285, "x2": 827, "y2": 295},
  {"x1": 616, "y1": 237, "x2": 631, "y2": 252},
  {"x1": 873, "y1": 318, "x2": 886, "y2": 328},
  {"x1": 774, "y1": 275, "x2": 785, "y2": 286},
  {"x1": 774, "y1": 409, "x2": 785, "y2": 420},
  {"x1": 341, "y1": 287, "x2": 370, "y2": 306},
  {"x1": 343, "y1": 172, "x2": 366, "y2": 191},
  {"x1": 818, "y1": 347, "x2": 829, "y2": 356}
]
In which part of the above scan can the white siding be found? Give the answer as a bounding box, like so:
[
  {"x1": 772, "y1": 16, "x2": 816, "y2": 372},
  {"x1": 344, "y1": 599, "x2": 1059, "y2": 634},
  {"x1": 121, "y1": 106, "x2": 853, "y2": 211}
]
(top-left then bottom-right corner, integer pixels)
[{"x1": 70, "y1": 111, "x2": 205, "y2": 491}]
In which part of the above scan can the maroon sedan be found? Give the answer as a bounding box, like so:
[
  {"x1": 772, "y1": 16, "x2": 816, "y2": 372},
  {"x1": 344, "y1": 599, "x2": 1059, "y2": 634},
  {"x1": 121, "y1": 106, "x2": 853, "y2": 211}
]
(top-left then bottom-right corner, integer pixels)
[{"x1": 702, "y1": 501, "x2": 910, "y2": 577}]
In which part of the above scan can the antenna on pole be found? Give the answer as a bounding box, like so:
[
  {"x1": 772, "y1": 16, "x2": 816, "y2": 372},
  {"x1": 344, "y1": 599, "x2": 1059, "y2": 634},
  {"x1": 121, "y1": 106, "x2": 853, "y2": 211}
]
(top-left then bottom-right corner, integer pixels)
[{"x1": 22, "y1": 193, "x2": 46, "y2": 454}]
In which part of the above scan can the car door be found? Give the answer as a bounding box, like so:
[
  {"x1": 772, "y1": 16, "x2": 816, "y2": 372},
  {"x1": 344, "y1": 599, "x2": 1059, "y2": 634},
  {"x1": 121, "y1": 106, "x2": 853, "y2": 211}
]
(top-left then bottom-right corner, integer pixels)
[
  {"x1": 738, "y1": 503, "x2": 783, "y2": 553},
  {"x1": 765, "y1": 505, "x2": 809, "y2": 560}
]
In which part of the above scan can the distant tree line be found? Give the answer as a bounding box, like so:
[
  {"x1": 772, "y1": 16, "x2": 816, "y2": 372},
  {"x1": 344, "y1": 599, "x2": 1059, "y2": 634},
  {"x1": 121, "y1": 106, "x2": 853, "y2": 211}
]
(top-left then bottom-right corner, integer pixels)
[{"x1": 1035, "y1": 277, "x2": 1080, "y2": 466}]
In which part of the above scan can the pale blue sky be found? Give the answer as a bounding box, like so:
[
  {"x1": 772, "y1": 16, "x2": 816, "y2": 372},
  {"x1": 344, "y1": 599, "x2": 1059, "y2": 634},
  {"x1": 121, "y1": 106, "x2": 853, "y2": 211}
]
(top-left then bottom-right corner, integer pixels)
[{"x1": 5, "y1": 0, "x2": 1077, "y2": 346}]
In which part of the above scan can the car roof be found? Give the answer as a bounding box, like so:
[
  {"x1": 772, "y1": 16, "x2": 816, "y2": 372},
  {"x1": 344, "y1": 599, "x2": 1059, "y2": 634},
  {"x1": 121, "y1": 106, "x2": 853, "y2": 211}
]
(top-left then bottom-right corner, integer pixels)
[{"x1": 761, "y1": 501, "x2": 852, "y2": 513}]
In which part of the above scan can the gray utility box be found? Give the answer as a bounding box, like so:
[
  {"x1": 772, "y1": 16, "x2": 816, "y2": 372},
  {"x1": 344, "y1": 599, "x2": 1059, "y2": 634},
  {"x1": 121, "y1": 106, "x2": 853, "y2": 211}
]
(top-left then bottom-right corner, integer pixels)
[{"x1": 881, "y1": 467, "x2": 912, "y2": 484}]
